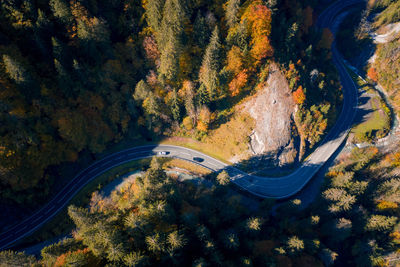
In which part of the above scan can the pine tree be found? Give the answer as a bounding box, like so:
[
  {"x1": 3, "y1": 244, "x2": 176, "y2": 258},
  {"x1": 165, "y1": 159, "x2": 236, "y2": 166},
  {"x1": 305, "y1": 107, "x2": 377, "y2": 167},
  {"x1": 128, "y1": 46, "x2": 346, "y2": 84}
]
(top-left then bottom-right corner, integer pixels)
[
  {"x1": 68, "y1": 206, "x2": 95, "y2": 230},
  {"x1": 170, "y1": 89, "x2": 181, "y2": 122},
  {"x1": 286, "y1": 236, "x2": 304, "y2": 255},
  {"x1": 216, "y1": 170, "x2": 230, "y2": 185},
  {"x1": 157, "y1": 0, "x2": 186, "y2": 81},
  {"x1": 2, "y1": 55, "x2": 30, "y2": 85},
  {"x1": 0, "y1": 251, "x2": 38, "y2": 266},
  {"x1": 158, "y1": 39, "x2": 180, "y2": 81},
  {"x1": 225, "y1": 0, "x2": 240, "y2": 29},
  {"x1": 146, "y1": 233, "x2": 164, "y2": 254},
  {"x1": 167, "y1": 231, "x2": 186, "y2": 250},
  {"x1": 145, "y1": 0, "x2": 164, "y2": 33},
  {"x1": 107, "y1": 242, "x2": 125, "y2": 262},
  {"x1": 199, "y1": 26, "x2": 221, "y2": 100},
  {"x1": 193, "y1": 11, "x2": 211, "y2": 48},
  {"x1": 123, "y1": 252, "x2": 148, "y2": 267},
  {"x1": 51, "y1": 37, "x2": 68, "y2": 67},
  {"x1": 49, "y1": 0, "x2": 73, "y2": 23},
  {"x1": 133, "y1": 80, "x2": 151, "y2": 102},
  {"x1": 246, "y1": 217, "x2": 262, "y2": 232}
]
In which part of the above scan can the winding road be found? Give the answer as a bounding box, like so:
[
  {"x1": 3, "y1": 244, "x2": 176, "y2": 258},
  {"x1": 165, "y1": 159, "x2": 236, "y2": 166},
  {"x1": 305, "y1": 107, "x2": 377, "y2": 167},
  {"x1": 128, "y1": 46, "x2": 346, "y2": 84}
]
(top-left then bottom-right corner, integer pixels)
[{"x1": 0, "y1": 0, "x2": 366, "y2": 251}]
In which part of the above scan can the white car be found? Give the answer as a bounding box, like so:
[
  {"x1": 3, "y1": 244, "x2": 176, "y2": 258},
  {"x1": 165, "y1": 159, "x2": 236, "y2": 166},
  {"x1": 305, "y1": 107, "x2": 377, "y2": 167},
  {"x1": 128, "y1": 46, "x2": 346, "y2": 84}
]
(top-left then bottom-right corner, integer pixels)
[{"x1": 158, "y1": 151, "x2": 168, "y2": 155}]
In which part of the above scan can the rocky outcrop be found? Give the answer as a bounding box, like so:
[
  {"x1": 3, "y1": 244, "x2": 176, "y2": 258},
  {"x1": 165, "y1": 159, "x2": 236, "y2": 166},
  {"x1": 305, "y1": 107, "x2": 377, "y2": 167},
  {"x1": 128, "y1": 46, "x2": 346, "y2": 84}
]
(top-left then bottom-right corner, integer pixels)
[{"x1": 243, "y1": 64, "x2": 298, "y2": 167}]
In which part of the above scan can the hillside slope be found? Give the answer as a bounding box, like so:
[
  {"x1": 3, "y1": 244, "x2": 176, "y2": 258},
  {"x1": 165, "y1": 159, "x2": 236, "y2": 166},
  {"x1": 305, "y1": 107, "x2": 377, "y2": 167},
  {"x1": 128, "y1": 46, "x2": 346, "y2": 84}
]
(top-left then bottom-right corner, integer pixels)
[{"x1": 244, "y1": 63, "x2": 298, "y2": 167}]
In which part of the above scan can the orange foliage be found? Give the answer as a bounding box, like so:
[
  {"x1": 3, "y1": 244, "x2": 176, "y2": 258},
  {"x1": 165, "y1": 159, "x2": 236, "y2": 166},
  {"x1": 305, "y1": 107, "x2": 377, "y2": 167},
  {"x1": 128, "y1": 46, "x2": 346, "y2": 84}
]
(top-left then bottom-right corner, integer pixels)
[
  {"x1": 367, "y1": 67, "x2": 378, "y2": 82},
  {"x1": 318, "y1": 28, "x2": 334, "y2": 50},
  {"x1": 242, "y1": 1, "x2": 273, "y2": 62},
  {"x1": 383, "y1": 151, "x2": 400, "y2": 166},
  {"x1": 70, "y1": 0, "x2": 89, "y2": 19},
  {"x1": 197, "y1": 121, "x2": 208, "y2": 132},
  {"x1": 229, "y1": 70, "x2": 248, "y2": 96},
  {"x1": 54, "y1": 253, "x2": 67, "y2": 267},
  {"x1": 250, "y1": 35, "x2": 274, "y2": 62},
  {"x1": 54, "y1": 248, "x2": 91, "y2": 267},
  {"x1": 227, "y1": 46, "x2": 243, "y2": 75},
  {"x1": 293, "y1": 86, "x2": 306, "y2": 105},
  {"x1": 243, "y1": 2, "x2": 272, "y2": 38}
]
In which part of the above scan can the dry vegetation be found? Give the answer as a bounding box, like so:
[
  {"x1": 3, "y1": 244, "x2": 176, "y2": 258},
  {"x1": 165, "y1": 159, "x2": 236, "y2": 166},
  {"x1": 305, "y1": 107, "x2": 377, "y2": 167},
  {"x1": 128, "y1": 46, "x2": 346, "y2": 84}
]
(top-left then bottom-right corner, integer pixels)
[
  {"x1": 164, "y1": 112, "x2": 255, "y2": 163},
  {"x1": 163, "y1": 158, "x2": 212, "y2": 176}
]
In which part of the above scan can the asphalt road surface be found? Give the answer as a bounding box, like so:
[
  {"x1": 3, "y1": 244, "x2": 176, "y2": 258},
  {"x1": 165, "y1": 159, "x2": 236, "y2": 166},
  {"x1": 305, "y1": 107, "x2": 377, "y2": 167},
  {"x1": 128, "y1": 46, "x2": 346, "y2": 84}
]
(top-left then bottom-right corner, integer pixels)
[{"x1": 0, "y1": 0, "x2": 366, "y2": 251}]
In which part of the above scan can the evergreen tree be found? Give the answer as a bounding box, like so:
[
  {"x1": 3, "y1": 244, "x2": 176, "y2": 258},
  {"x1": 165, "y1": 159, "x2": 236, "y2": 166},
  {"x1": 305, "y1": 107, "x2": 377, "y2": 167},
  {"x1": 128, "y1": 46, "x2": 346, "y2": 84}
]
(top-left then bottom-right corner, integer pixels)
[
  {"x1": 2, "y1": 55, "x2": 30, "y2": 85},
  {"x1": 158, "y1": 0, "x2": 186, "y2": 81},
  {"x1": 49, "y1": 0, "x2": 73, "y2": 23},
  {"x1": 123, "y1": 252, "x2": 148, "y2": 267},
  {"x1": 199, "y1": 26, "x2": 221, "y2": 100},
  {"x1": 145, "y1": 0, "x2": 164, "y2": 34},
  {"x1": 286, "y1": 236, "x2": 304, "y2": 255},
  {"x1": 225, "y1": 0, "x2": 240, "y2": 29},
  {"x1": 0, "y1": 251, "x2": 38, "y2": 267},
  {"x1": 170, "y1": 89, "x2": 181, "y2": 122},
  {"x1": 158, "y1": 39, "x2": 180, "y2": 81},
  {"x1": 193, "y1": 11, "x2": 210, "y2": 49},
  {"x1": 216, "y1": 170, "x2": 230, "y2": 185},
  {"x1": 167, "y1": 231, "x2": 186, "y2": 250},
  {"x1": 133, "y1": 80, "x2": 151, "y2": 103}
]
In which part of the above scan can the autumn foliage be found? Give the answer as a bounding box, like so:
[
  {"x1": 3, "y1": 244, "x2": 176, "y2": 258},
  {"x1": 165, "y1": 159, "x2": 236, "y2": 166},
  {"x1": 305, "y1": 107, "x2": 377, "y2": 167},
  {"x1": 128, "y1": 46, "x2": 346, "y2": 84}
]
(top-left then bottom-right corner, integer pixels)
[
  {"x1": 242, "y1": 1, "x2": 273, "y2": 62},
  {"x1": 367, "y1": 67, "x2": 378, "y2": 82},
  {"x1": 227, "y1": 46, "x2": 243, "y2": 75},
  {"x1": 229, "y1": 70, "x2": 248, "y2": 96},
  {"x1": 318, "y1": 28, "x2": 334, "y2": 50},
  {"x1": 293, "y1": 86, "x2": 306, "y2": 105}
]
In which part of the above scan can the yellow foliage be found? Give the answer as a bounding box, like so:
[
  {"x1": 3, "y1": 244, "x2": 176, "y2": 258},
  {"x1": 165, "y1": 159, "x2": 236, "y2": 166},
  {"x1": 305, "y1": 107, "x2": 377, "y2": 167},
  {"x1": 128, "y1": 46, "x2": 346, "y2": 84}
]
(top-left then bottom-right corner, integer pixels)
[
  {"x1": 377, "y1": 200, "x2": 398, "y2": 211},
  {"x1": 390, "y1": 231, "x2": 400, "y2": 240},
  {"x1": 227, "y1": 46, "x2": 243, "y2": 75},
  {"x1": 182, "y1": 116, "x2": 193, "y2": 130},
  {"x1": 197, "y1": 121, "x2": 208, "y2": 132}
]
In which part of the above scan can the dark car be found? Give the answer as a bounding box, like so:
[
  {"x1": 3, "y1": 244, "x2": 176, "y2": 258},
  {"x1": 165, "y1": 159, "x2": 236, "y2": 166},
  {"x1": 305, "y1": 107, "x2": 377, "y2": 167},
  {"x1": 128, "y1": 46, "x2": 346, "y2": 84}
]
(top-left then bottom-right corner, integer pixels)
[{"x1": 193, "y1": 157, "x2": 204, "y2": 162}]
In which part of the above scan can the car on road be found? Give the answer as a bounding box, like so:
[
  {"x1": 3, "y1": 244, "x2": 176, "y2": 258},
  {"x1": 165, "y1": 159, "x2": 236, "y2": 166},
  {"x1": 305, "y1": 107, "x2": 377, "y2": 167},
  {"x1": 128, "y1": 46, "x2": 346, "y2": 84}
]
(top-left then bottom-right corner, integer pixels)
[
  {"x1": 193, "y1": 157, "x2": 204, "y2": 162},
  {"x1": 158, "y1": 151, "x2": 169, "y2": 155}
]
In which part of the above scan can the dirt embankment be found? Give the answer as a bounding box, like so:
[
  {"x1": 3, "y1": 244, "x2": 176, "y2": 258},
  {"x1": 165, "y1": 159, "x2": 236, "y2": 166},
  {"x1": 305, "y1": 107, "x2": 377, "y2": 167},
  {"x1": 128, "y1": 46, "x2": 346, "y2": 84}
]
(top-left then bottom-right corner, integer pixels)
[{"x1": 242, "y1": 63, "x2": 299, "y2": 169}]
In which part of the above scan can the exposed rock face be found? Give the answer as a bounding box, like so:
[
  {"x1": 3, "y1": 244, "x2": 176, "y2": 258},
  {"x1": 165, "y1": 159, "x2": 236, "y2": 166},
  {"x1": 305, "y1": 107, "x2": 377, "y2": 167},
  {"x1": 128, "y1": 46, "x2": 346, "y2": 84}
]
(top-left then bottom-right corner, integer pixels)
[{"x1": 243, "y1": 64, "x2": 298, "y2": 167}]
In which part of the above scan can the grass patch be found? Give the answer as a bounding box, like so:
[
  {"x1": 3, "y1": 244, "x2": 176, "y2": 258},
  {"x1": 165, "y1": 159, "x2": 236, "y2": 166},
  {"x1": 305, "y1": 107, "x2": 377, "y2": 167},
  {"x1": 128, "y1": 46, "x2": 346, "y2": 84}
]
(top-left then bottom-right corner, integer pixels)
[
  {"x1": 163, "y1": 158, "x2": 212, "y2": 176},
  {"x1": 163, "y1": 113, "x2": 255, "y2": 163},
  {"x1": 346, "y1": 67, "x2": 391, "y2": 143},
  {"x1": 18, "y1": 159, "x2": 151, "y2": 248}
]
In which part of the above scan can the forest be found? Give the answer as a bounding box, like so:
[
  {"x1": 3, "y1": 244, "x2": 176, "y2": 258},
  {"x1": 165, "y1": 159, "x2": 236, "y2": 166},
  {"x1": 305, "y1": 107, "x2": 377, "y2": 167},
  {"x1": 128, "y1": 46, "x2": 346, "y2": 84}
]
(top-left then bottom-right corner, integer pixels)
[
  {"x1": 2, "y1": 146, "x2": 400, "y2": 266},
  {"x1": 2, "y1": 0, "x2": 400, "y2": 265},
  {"x1": 0, "y1": 0, "x2": 339, "y2": 207}
]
